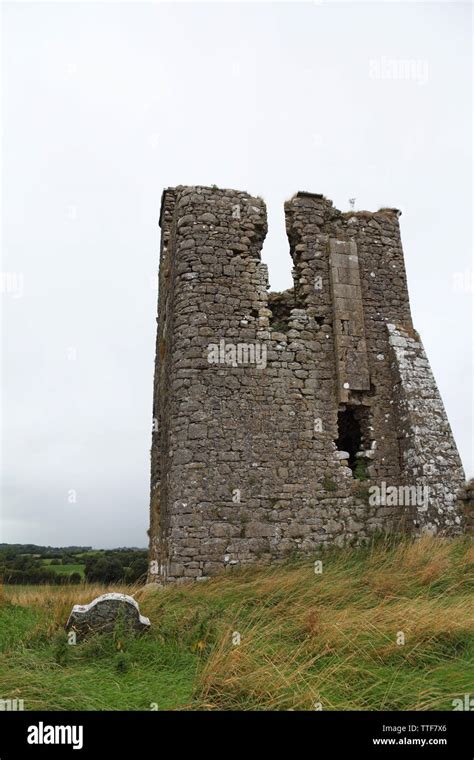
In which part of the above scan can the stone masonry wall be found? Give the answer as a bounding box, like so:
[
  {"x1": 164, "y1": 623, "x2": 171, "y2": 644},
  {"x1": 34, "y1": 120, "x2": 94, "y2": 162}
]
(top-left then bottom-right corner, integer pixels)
[
  {"x1": 387, "y1": 324, "x2": 465, "y2": 534},
  {"x1": 148, "y1": 186, "x2": 466, "y2": 584}
]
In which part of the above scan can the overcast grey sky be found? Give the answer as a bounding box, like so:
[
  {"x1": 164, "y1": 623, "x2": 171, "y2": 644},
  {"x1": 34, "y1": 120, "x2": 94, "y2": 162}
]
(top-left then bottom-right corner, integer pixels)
[{"x1": 1, "y1": 1, "x2": 472, "y2": 548}]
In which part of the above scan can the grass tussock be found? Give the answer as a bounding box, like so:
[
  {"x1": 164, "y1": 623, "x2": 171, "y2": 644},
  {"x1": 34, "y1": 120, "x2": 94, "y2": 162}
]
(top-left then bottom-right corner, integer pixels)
[{"x1": 0, "y1": 536, "x2": 472, "y2": 711}]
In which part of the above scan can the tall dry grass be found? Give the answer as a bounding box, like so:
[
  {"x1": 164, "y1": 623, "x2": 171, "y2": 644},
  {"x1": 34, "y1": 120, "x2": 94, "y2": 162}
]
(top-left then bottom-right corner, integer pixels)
[
  {"x1": 0, "y1": 536, "x2": 472, "y2": 710},
  {"x1": 187, "y1": 536, "x2": 474, "y2": 709}
]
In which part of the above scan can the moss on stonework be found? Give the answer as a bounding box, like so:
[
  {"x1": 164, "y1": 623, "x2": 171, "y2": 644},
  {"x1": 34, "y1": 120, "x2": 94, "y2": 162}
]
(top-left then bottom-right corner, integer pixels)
[
  {"x1": 323, "y1": 476, "x2": 337, "y2": 492},
  {"x1": 354, "y1": 482, "x2": 371, "y2": 504},
  {"x1": 353, "y1": 459, "x2": 368, "y2": 481},
  {"x1": 270, "y1": 320, "x2": 290, "y2": 333}
]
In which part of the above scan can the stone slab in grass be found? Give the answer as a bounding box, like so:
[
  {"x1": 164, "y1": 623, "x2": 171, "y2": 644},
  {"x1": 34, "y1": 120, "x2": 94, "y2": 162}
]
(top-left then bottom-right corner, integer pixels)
[{"x1": 66, "y1": 593, "x2": 151, "y2": 641}]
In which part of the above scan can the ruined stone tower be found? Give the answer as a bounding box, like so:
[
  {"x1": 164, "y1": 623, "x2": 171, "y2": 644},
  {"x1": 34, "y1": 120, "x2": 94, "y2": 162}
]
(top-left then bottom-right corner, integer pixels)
[{"x1": 148, "y1": 186, "x2": 465, "y2": 584}]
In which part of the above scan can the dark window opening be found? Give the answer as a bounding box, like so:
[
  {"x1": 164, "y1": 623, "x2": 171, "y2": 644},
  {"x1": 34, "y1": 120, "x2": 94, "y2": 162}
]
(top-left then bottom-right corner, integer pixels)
[{"x1": 336, "y1": 408, "x2": 362, "y2": 473}]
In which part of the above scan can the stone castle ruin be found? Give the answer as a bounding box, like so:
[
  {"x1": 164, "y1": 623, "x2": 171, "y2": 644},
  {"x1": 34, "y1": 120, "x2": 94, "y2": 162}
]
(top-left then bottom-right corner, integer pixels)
[{"x1": 148, "y1": 186, "x2": 466, "y2": 584}]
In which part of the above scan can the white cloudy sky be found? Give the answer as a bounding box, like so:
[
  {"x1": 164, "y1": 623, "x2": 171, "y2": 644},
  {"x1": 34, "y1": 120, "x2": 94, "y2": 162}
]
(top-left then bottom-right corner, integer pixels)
[{"x1": 1, "y1": 1, "x2": 472, "y2": 548}]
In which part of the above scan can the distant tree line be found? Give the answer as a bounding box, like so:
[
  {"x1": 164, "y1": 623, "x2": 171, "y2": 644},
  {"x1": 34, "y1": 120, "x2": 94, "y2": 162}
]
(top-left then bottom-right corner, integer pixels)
[
  {"x1": 0, "y1": 544, "x2": 148, "y2": 585},
  {"x1": 1, "y1": 568, "x2": 83, "y2": 585},
  {"x1": 84, "y1": 553, "x2": 148, "y2": 583},
  {"x1": 0, "y1": 543, "x2": 91, "y2": 559}
]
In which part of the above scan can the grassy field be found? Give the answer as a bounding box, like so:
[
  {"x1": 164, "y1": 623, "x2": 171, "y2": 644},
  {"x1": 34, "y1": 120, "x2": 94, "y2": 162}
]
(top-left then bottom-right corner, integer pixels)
[
  {"x1": 42, "y1": 561, "x2": 86, "y2": 577},
  {"x1": 0, "y1": 536, "x2": 472, "y2": 711}
]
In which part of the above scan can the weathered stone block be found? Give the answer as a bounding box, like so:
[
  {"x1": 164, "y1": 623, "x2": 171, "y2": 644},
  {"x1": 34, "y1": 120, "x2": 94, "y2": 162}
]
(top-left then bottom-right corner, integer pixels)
[{"x1": 66, "y1": 594, "x2": 150, "y2": 641}]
